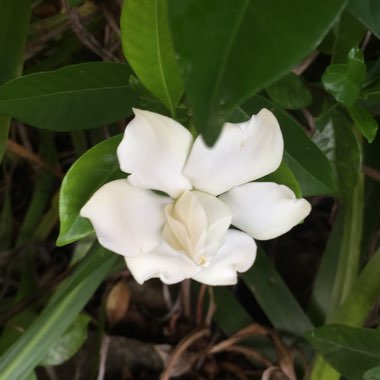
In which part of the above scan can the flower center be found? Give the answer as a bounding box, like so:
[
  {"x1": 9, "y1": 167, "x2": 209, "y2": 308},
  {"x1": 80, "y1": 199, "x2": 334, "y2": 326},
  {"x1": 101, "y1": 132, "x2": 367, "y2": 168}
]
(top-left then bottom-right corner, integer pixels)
[{"x1": 163, "y1": 190, "x2": 232, "y2": 267}]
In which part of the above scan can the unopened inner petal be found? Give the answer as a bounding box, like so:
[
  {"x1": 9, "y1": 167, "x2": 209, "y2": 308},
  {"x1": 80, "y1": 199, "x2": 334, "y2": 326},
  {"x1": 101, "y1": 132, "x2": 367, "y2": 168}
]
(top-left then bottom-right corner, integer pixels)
[{"x1": 163, "y1": 190, "x2": 232, "y2": 266}]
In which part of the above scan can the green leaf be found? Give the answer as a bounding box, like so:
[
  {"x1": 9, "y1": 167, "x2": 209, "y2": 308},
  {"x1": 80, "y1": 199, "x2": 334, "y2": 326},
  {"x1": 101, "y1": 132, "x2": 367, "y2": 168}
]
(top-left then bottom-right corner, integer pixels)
[
  {"x1": 168, "y1": 0, "x2": 347, "y2": 145},
  {"x1": 331, "y1": 11, "x2": 366, "y2": 64},
  {"x1": 331, "y1": 110, "x2": 362, "y2": 201},
  {"x1": 308, "y1": 209, "x2": 345, "y2": 325},
  {"x1": 26, "y1": 373, "x2": 37, "y2": 380},
  {"x1": 259, "y1": 161, "x2": 302, "y2": 198},
  {"x1": 243, "y1": 96, "x2": 336, "y2": 196},
  {"x1": 265, "y1": 73, "x2": 312, "y2": 110},
  {"x1": 306, "y1": 324, "x2": 380, "y2": 380},
  {"x1": 0, "y1": 244, "x2": 118, "y2": 380},
  {"x1": 121, "y1": 0, "x2": 183, "y2": 116},
  {"x1": 322, "y1": 48, "x2": 366, "y2": 106},
  {"x1": 0, "y1": 309, "x2": 37, "y2": 356},
  {"x1": 213, "y1": 287, "x2": 253, "y2": 336},
  {"x1": 0, "y1": 63, "x2": 137, "y2": 131},
  {"x1": 364, "y1": 366, "x2": 380, "y2": 380},
  {"x1": 348, "y1": 103, "x2": 378, "y2": 143},
  {"x1": 57, "y1": 135, "x2": 124, "y2": 246},
  {"x1": 40, "y1": 314, "x2": 91, "y2": 366},
  {"x1": 242, "y1": 248, "x2": 314, "y2": 336},
  {"x1": 332, "y1": 246, "x2": 380, "y2": 326},
  {"x1": 0, "y1": 0, "x2": 31, "y2": 160},
  {"x1": 0, "y1": 0, "x2": 30, "y2": 86},
  {"x1": 349, "y1": 0, "x2": 380, "y2": 39},
  {"x1": 16, "y1": 131, "x2": 57, "y2": 248}
]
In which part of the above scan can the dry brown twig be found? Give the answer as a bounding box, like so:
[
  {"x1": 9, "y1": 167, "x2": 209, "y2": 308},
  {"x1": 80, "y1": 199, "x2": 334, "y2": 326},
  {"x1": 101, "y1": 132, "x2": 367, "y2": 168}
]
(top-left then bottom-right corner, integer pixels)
[
  {"x1": 61, "y1": 0, "x2": 118, "y2": 61},
  {"x1": 6, "y1": 139, "x2": 63, "y2": 179},
  {"x1": 160, "y1": 328, "x2": 210, "y2": 380}
]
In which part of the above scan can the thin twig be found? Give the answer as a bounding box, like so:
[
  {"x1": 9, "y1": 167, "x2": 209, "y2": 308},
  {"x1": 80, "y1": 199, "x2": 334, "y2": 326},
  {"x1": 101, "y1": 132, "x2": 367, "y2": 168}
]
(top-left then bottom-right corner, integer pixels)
[
  {"x1": 160, "y1": 328, "x2": 209, "y2": 380},
  {"x1": 301, "y1": 108, "x2": 316, "y2": 134},
  {"x1": 205, "y1": 286, "x2": 216, "y2": 327},
  {"x1": 209, "y1": 324, "x2": 269, "y2": 354},
  {"x1": 362, "y1": 164, "x2": 380, "y2": 182},
  {"x1": 361, "y1": 31, "x2": 372, "y2": 51},
  {"x1": 99, "y1": 3, "x2": 120, "y2": 36},
  {"x1": 181, "y1": 279, "x2": 192, "y2": 319},
  {"x1": 221, "y1": 345, "x2": 273, "y2": 367},
  {"x1": 62, "y1": 0, "x2": 118, "y2": 61},
  {"x1": 97, "y1": 335, "x2": 111, "y2": 380},
  {"x1": 6, "y1": 139, "x2": 63, "y2": 179},
  {"x1": 196, "y1": 284, "x2": 207, "y2": 327},
  {"x1": 261, "y1": 366, "x2": 284, "y2": 380},
  {"x1": 293, "y1": 51, "x2": 319, "y2": 75}
]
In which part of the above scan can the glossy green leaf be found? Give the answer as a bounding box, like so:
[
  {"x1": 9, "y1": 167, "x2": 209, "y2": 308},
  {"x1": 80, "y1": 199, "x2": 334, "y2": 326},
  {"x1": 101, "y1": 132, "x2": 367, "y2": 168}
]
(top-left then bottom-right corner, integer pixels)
[
  {"x1": 243, "y1": 96, "x2": 336, "y2": 196},
  {"x1": 0, "y1": 0, "x2": 31, "y2": 160},
  {"x1": 40, "y1": 314, "x2": 91, "y2": 366},
  {"x1": 168, "y1": 0, "x2": 347, "y2": 145},
  {"x1": 121, "y1": 0, "x2": 183, "y2": 116},
  {"x1": 306, "y1": 324, "x2": 380, "y2": 380},
  {"x1": 260, "y1": 161, "x2": 302, "y2": 198},
  {"x1": 0, "y1": 63, "x2": 137, "y2": 131},
  {"x1": 57, "y1": 135, "x2": 124, "y2": 246},
  {"x1": 349, "y1": 0, "x2": 380, "y2": 39},
  {"x1": 312, "y1": 117, "x2": 335, "y2": 164},
  {"x1": 348, "y1": 103, "x2": 378, "y2": 143},
  {"x1": 242, "y1": 248, "x2": 314, "y2": 336},
  {"x1": 364, "y1": 366, "x2": 380, "y2": 380},
  {"x1": 0, "y1": 244, "x2": 118, "y2": 380},
  {"x1": 265, "y1": 73, "x2": 312, "y2": 110},
  {"x1": 322, "y1": 48, "x2": 366, "y2": 106},
  {"x1": 332, "y1": 11, "x2": 366, "y2": 64}
]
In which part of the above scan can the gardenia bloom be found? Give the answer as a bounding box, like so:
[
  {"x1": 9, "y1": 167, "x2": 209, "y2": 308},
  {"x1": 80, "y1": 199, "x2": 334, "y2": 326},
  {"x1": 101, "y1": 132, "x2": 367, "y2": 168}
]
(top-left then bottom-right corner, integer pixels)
[{"x1": 80, "y1": 109, "x2": 311, "y2": 285}]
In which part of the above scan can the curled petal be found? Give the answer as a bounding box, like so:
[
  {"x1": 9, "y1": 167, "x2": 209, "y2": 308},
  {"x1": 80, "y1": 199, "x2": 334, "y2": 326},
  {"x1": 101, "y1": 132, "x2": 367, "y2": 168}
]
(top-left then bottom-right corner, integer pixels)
[
  {"x1": 125, "y1": 242, "x2": 200, "y2": 284},
  {"x1": 192, "y1": 191, "x2": 231, "y2": 250},
  {"x1": 80, "y1": 179, "x2": 170, "y2": 257},
  {"x1": 163, "y1": 191, "x2": 231, "y2": 265},
  {"x1": 163, "y1": 191, "x2": 208, "y2": 261},
  {"x1": 191, "y1": 230, "x2": 257, "y2": 286},
  {"x1": 183, "y1": 109, "x2": 283, "y2": 195},
  {"x1": 117, "y1": 109, "x2": 193, "y2": 198},
  {"x1": 220, "y1": 182, "x2": 312, "y2": 240}
]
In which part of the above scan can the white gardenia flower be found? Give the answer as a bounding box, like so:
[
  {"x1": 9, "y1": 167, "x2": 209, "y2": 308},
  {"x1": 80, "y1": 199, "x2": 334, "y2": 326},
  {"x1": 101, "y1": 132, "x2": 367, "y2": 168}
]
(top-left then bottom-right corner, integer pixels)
[{"x1": 80, "y1": 108, "x2": 311, "y2": 286}]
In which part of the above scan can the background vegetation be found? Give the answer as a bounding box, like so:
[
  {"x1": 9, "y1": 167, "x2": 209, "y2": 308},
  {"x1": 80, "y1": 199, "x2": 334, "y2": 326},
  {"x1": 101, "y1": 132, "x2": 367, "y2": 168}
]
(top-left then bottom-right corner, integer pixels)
[{"x1": 0, "y1": 0, "x2": 380, "y2": 379}]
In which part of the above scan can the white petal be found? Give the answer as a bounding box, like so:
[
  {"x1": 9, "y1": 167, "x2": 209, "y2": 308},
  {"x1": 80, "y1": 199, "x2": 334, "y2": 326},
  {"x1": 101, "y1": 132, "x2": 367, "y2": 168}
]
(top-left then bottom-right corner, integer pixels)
[
  {"x1": 163, "y1": 191, "x2": 231, "y2": 266},
  {"x1": 117, "y1": 109, "x2": 193, "y2": 198},
  {"x1": 191, "y1": 230, "x2": 256, "y2": 286},
  {"x1": 192, "y1": 191, "x2": 232, "y2": 248},
  {"x1": 220, "y1": 182, "x2": 312, "y2": 240},
  {"x1": 183, "y1": 109, "x2": 284, "y2": 195},
  {"x1": 80, "y1": 179, "x2": 170, "y2": 257},
  {"x1": 125, "y1": 242, "x2": 200, "y2": 284}
]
